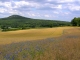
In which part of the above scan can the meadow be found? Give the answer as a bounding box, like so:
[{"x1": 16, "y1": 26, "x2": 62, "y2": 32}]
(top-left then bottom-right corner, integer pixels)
[
  {"x1": 0, "y1": 27, "x2": 73, "y2": 45},
  {"x1": 0, "y1": 27, "x2": 80, "y2": 60}
]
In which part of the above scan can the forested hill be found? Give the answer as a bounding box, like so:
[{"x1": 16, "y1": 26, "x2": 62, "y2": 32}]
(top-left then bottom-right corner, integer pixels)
[{"x1": 0, "y1": 15, "x2": 70, "y2": 31}]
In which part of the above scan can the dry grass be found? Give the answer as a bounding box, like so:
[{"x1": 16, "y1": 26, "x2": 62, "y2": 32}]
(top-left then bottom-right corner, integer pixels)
[
  {"x1": 0, "y1": 27, "x2": 74, "y2": 45},
  {"x1": 0, "y1": 27, "x2": 80, "y2": 60}
]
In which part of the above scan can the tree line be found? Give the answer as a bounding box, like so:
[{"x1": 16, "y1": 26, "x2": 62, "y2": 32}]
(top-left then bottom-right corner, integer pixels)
[
  {"x1": 0, "y1": 15, "x2": 70, "y2": 31},
  {"x1": 71, "y1": 17, "x2": 80, "y2": 26}
]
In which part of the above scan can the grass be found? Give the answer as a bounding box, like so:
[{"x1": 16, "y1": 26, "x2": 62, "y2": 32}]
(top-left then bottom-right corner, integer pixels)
[
  {"x1": 0, "y1": 27, "x2": 73, "y2": 45},
  {"x1": 0, "y1": 27, "x2": 80, "y2": 60}
]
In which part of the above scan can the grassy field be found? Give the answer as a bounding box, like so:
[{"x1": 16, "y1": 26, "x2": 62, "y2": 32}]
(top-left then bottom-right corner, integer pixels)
[
  {"x1": 0, "y1": 27, "x2": 73, "y2": 45},
  {"x1": 0, "y1": 27, "x2": 80, "y2": 60}
]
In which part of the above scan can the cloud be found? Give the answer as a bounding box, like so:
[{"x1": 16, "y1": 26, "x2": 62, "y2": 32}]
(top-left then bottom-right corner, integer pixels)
[
  {"x1": 0, "y1": 0, "x2": 10, "y2": 2},
  {"x1": 57, "y1": 0, "x2": 75, "y2": 3},
  {"x1": 0, "y1": 0, "x2": 80, "y2": 21},
  {"x1": 0, "y1": 7, "x2": 7, "y2": 13},
  {"x1": 53, "y1": 11, "x2": 59, "y2": 14},
  {"x1": 44, "y1": 14, "x2": 50, "y2": 17},
  {"x1": 67, "y1": 4, "x2": 80, "y2": 11}
]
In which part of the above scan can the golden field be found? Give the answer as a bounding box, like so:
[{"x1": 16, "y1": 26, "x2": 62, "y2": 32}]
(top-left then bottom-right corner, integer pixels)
[
  {"x1": 0, "y1": 27, "x2": 74, "y2": 45},
  {"x1": 0, "y1": 27, "x2": 80, "y2": 60}
]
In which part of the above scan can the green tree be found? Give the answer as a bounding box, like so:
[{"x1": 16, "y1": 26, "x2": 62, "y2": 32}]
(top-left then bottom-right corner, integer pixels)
[
  {"x1": 71, "y1": 17, "x2": 77, "y2": 26},
  {"x1": 71, "y1": 17, "x2": 80, "y2": 26},
  {"x1": 1, "y1": 25, "x2": 9, "y2": 31}
]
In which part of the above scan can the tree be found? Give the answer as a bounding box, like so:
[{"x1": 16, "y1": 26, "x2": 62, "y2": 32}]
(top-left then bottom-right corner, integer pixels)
[
  {"x1": 71, "y1": 17, "x2": 77, "y2": 26},
  {"x1": 71, "y1": 17, "x2": 80, "y2": 26},
  {"x1": 1, "y1": 25, "x2": 9, "y2": 31}
]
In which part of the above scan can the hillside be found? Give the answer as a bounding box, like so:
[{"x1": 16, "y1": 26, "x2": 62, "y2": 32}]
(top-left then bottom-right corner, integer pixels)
[{"x1": 0, "y1": 15, "x2": 70, "y2": 31}]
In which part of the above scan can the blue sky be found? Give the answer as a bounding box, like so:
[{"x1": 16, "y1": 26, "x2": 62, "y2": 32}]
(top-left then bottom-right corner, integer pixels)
[{"x1": 0, "y1": 0, "x2": 80, "y2": 21}]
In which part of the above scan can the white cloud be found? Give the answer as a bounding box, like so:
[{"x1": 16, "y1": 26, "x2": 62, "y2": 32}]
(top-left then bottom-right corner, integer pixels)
[
  {"x1": 44, "y1": 15, "x2": 50, "y2": 17},
  {"x1": 4, "y1": 2, "x2": 11, "y2": 8},
  {"x1": 68, "y1": 4, "x2": 80, "y2": 11},
  {"x1": 53, "y1": 11, "x2": 59, "y2": 14},
  {"x1": 0, "y1": 0, "x2": 80, "y2": 21},
  {"x1": 47, "y1": 0, "x2": 52, "y2": 2},
  {"x1": 65, "y1": 12, "x2": 71, "y2": 15},
  {"x1": 56, "y1": 5, "x2": 62, "y2": 9},
  {"x1": 8, "y1": 10, "x2": 19, "y2": 14},
  {"x1": 58, "y1": 0, "x2": 75, "y2": 3},
  {"x1": 31, "y1": 14, "x2": 36, "y2": 16},
  {"x1": 0, "y1": 1, "x2": 12, "y2": 8},
  {"x1": 13, "y1": 1, "x2": 40, "y2": 8},
  {"x1": 27, "y1": 12, "x2": 36, "y2": 17},
  {"x1": 0, "y1": 8, "x2": 7, "y2": 13},
  {"x1": 14, "y1": 1, "x2": 29, "y2": 8}
]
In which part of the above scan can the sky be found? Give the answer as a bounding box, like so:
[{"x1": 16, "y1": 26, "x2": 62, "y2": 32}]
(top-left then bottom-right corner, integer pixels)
[{"x1": 0, "y1": 0, "x2": 80, "y2": 21}]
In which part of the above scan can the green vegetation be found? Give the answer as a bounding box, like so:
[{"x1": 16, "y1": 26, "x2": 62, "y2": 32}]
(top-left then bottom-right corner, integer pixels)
[
  {"x1": 0, "y1": 15, "x2": 70, "y2": 31},
  {"x1": 71, "y1": 17, "x2": 80, "y2": 26},
  {"x1": 0, "y1": 15, "x2": 80, "y2": 60}
]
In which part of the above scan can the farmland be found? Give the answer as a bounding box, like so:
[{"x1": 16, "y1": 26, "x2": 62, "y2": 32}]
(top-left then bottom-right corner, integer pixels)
[
  {"x1": 0, "y1": 27, "x2": 73, "y2": 45},
  {"x1": 0, "y1": 27, "x2": 80, "y2": 60}
]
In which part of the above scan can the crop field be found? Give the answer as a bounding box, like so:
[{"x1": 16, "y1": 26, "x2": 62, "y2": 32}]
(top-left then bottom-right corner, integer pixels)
[
  {"x1": 0, "y1": 27, "x2": 73, "y2": 45},
  {"x1": 0, "y1": 27, "x2": 80, "y2": 60}
]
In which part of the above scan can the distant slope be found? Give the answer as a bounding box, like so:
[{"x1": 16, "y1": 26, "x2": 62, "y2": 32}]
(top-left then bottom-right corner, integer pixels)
[{"x1": 0, "y1": 15, "x2": 70, "y2": 31}]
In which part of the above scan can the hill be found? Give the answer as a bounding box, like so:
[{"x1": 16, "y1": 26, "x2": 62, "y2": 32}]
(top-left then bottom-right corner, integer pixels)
[{"x1": 0, "y1": 15, "x2": 70, "y2": 31}]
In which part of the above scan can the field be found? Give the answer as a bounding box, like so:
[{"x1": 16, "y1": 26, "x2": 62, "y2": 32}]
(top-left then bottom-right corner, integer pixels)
[
  {"x1": 0, "y1": 27, "x2": 80, "y2": 60},
  {"x1": 0, "y1": 27, "x2": 73, "y2": 45}
]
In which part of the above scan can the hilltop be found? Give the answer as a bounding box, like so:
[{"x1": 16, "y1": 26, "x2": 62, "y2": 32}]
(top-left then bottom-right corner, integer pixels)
[{"x1": 0, "y1": 15, "x2": 70, "y2": 31}]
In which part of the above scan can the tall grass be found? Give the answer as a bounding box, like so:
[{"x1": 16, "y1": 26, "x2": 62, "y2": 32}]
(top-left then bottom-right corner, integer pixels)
[
  {"x1": 0, "y1": 27, "x2": 73, "y2": 45},
  {"x1": 0, "y1": 27, "x2": 80, "y2": 60}
]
